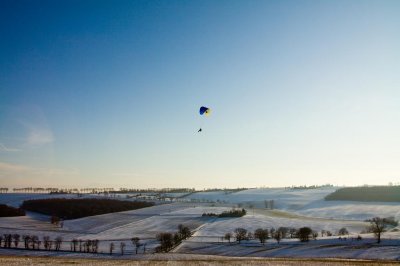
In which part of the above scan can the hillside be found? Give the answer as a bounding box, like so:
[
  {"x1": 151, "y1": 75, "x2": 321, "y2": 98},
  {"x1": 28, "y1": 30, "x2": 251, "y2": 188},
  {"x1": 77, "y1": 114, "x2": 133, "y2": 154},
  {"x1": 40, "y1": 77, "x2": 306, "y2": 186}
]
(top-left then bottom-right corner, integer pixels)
[{"x1": 325, "y1": 186, "x2": 400, "y2": 202}]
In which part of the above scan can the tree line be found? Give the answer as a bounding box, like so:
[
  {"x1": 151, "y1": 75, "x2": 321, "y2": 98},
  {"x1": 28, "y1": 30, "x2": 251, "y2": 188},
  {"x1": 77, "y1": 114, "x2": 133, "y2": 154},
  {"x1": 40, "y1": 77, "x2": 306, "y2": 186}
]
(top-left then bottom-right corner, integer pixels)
[
  {"x1": 202, "y1": 208, "x2": 247, "y2": 218},
  {"x1": 155, "y1": 224, "x2": 192, "y2": 252},
  {"x1": 325, "y1": 186, "x2": 400, "y2": 202},
  {"x1": 0, "y1": 204, "x2": 25, "y2": 217},
  {"x1": 0, "y1": 233, "x2": 152, "y2": 256},
  {"x1": 21, "y1": 198, "x2": 154, "y2": 219},
  {"x1": 221, "y1": 216, "x2": 396, "y2": 245}
]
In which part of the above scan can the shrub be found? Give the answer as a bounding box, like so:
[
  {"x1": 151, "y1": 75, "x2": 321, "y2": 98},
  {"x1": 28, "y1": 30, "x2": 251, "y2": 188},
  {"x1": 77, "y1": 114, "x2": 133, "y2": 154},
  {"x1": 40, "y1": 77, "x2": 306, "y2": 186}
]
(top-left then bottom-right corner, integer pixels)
[{"x1": 338, "y1": 227, "x2": 349, "y2": 236}]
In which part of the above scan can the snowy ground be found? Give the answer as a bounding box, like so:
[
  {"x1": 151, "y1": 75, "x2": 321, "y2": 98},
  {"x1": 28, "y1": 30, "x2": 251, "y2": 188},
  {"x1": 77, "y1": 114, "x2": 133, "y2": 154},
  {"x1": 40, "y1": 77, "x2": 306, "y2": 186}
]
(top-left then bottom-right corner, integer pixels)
[
  {"x1": 184, "y1": 188, "x2": 400, "y2": 221},
  {"x1": 0, "y1": 190, "x2": 399, "y2": 260},
  {"x1": 175, "y1": 238, "x2": 400, "y2": 261}
]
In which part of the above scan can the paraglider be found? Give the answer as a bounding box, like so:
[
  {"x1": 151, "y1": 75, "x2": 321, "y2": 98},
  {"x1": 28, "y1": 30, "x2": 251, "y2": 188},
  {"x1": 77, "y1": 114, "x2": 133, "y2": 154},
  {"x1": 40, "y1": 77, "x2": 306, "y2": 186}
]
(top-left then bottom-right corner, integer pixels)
[
  {"x1": 199, "y1": 106, "x2": 211, "y2": 116},
  {"x1": 198, "y1": 106, "x2": 211, "y2": 132}
]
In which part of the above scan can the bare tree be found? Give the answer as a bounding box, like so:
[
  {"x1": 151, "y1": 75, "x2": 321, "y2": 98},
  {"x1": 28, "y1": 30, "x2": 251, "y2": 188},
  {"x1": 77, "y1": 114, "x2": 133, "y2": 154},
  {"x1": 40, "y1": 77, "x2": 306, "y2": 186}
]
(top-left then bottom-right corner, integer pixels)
[
  {"x1": 23, "y1": 235, "x2": 30, "y2": 249},
  {"x1": 120, "y1": 242, "x2": 126, "y2": 255},
  {"x1": 156, "y1": 232, "x2": 174, "y2": 252},
  {"x1": 131, "y1": 237, "x2": 141, "y2": 254},
  {"x1": 43, "y1": 236, "x2": 51, "y2": 250},
  {"x1": 297, "y1": 227, "x2": 312, "y2": 242},
  {"x1": 12, "y1": 234, "x2": 20, "y2": 248},
  {"x1": 289, "y1": 228, "x2": 297, "y2": 238},
  {"x1": 273, "y1": 231, "x2": 282, "y2": 244},
  {"x1": 3, "y1": 234, "x2": 12, "y2": 248},
  {"x1": 224, "y1": 233, "x2": 232, "y2": 243},
  {"x1": 55, "y1": 236, "x2": 62, "y2": 251},
  {"x1": 109, "y1": 242, "x2": 115, "y2": 255},
  {"x1": 277, "y1": 227, "x2": 289, "y2": 239},
  {"x1": 234, "y1": 228, "x2": 247, "y2": 243},
  {"x1": 269, "y1": 227, "x2": 276, "y2": 237},
  {"x1": 254, "y1": 228, "x2": 268, "y2": 245},
  {"x1": 31, "y1": 235, "x2": 39, "y2": 249},
  {"x1": 85, "y1": 240, "x2": 91, "y2": 253},
  {"x1": 93, "y1": 239, "x2": 99, "y2": 253},
  {"x1": 367, "y1": 217, "x2": 389, "y2": 243},
  {"x1": 72, "y1": 239, "x2": 78, "y2": 252}
]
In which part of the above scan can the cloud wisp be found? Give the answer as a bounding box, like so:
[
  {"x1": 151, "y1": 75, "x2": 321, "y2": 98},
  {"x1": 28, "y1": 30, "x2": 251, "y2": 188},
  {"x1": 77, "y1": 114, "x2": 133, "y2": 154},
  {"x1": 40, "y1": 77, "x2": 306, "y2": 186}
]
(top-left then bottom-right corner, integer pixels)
[
  {"x1": 0, "y1": 143, "x2": 20, "y2": 152},
  {"x1": 26, "y1": 127, "x2": 54, "y2": 146}
]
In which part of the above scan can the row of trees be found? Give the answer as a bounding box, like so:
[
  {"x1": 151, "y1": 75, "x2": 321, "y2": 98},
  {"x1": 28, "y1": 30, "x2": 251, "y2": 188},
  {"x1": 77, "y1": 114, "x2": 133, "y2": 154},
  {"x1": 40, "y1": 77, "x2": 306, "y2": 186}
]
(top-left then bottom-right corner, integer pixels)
[
  {"x1": 12, "y1": 188, "x2": 115, "y2": 193},
  {"x1": 0, "y1": 234, "x2": 63, "y2": 250},
  {"x1": 0, "y1": 234, "x2": 147, "y2": 255},
  {"x1": 223, "y1": 226, "x2": 315, "y2": 244},
  {"x1": 21, "y1": 198, "x2": 154, "y2": 220},
  {"x1": 108, "y1": 237, "x2": 146, "y2": 255},
  {"x1": 222, "y1": 217, "x2": 396, "y2": 245},
  {"x1": 118, "y1": 188, "x2": 195, "y2": 193},
  {"x1": 0, "y1": 204, "x2": 25, "y2": 217},
  {"x1": 202, "y1": 208, "x2": 247, "y2": 218},
  {"x1": 285, "y1": 184, "x2": 334, "y2": 190},
  {"x1": 155, "y1": 224, "x2": 192, "y2": 252},
  {"x1": 224, "y1": 226, "x2": 350, "y2": 245}
]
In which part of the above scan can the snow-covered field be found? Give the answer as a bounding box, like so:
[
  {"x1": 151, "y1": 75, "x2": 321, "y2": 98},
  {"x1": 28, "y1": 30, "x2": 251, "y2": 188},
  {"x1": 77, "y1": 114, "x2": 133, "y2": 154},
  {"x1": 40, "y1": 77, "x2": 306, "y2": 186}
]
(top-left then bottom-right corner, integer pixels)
[
  {"x1": 0, "y1": 189, "x2": 399, "y2": 261},
  {"x1": 184, "y1": 188, "x2": 400, "y2": 221}
]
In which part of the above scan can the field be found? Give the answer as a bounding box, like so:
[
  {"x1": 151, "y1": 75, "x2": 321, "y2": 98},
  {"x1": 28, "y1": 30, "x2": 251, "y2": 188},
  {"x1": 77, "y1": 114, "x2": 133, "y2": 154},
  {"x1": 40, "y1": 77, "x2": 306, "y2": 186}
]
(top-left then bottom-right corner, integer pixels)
[
  {"x1": 0, "y1": 188, "x2": 399, "y2": 262},
  {"x1": 1, "y1": 255, "x2": 400, "y2": 266}
]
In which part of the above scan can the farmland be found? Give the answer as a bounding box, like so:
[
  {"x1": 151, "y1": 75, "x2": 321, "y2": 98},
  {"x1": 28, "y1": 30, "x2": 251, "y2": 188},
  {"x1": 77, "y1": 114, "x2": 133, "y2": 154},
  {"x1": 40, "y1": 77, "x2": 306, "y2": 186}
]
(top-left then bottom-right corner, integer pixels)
[{"x1": 0, "y1": 188, "x2": 399, "y2": 261}]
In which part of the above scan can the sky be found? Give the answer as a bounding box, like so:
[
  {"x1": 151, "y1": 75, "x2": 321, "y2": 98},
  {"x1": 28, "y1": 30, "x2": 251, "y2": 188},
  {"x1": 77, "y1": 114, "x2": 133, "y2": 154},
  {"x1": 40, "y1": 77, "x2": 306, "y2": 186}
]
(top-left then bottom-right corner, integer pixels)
[{"x1": 1, "y1": 0, "x2": 400, "y2": 189}]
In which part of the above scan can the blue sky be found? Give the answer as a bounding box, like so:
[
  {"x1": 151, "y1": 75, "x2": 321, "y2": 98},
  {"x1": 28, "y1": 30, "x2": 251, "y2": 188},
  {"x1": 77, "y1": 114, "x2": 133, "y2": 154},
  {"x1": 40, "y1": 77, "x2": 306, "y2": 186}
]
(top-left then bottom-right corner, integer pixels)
[{"x1": 1, "y1": 0, "x2": 400, "y2": 189}]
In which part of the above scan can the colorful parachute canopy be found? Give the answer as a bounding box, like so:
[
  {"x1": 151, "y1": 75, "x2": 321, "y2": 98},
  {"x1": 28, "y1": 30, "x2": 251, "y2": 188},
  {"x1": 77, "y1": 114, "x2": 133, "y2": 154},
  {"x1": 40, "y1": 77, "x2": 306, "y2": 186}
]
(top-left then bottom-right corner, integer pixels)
[{"x1": 199, "y1": 106, "x2": 211, "y2": 116}]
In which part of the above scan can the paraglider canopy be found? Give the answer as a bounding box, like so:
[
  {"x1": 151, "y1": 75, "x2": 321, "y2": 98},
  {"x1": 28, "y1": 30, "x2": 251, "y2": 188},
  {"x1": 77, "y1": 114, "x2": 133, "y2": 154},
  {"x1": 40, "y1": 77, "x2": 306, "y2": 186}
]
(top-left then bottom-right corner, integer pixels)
[
  {"x1": 199, "y1": 106, "x2": 211, "y2": 116},
  {"x1": 198, "y1": 106, "x2": 211, "y2": 133}
]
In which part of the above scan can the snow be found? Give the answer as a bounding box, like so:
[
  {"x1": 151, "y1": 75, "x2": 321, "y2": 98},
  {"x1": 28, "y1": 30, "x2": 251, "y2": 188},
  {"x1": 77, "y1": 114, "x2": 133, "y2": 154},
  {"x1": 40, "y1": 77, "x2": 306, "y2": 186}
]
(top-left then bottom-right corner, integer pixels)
[
  {"x1": 0, "y1": 190, "x2": 399, "y2": 260},
  {"x1": 175, "y1": 239, "x2": 400, "y2": 261},
  {"x1": 191, "y1": 212, "x2": 368, "y2": 238},
  {"x1": 184, "y1": 188, "x2": 400, "y2": 221}
]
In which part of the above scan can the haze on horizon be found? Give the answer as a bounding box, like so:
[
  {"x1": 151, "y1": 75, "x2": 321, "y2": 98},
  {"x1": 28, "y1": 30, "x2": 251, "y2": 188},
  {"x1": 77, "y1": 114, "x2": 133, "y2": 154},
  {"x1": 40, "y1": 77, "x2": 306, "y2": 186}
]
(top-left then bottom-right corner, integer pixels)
[{"x1": 1, "y1": 0, "x2": 400, "y2": 189}]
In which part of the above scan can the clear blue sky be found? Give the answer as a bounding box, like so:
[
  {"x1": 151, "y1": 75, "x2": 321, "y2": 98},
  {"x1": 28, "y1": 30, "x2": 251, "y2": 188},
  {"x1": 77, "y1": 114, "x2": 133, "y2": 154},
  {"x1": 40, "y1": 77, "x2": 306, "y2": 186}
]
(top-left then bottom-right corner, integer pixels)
[{"x1": 1, "y1": 0, "x2": 400, "y2": 189}]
